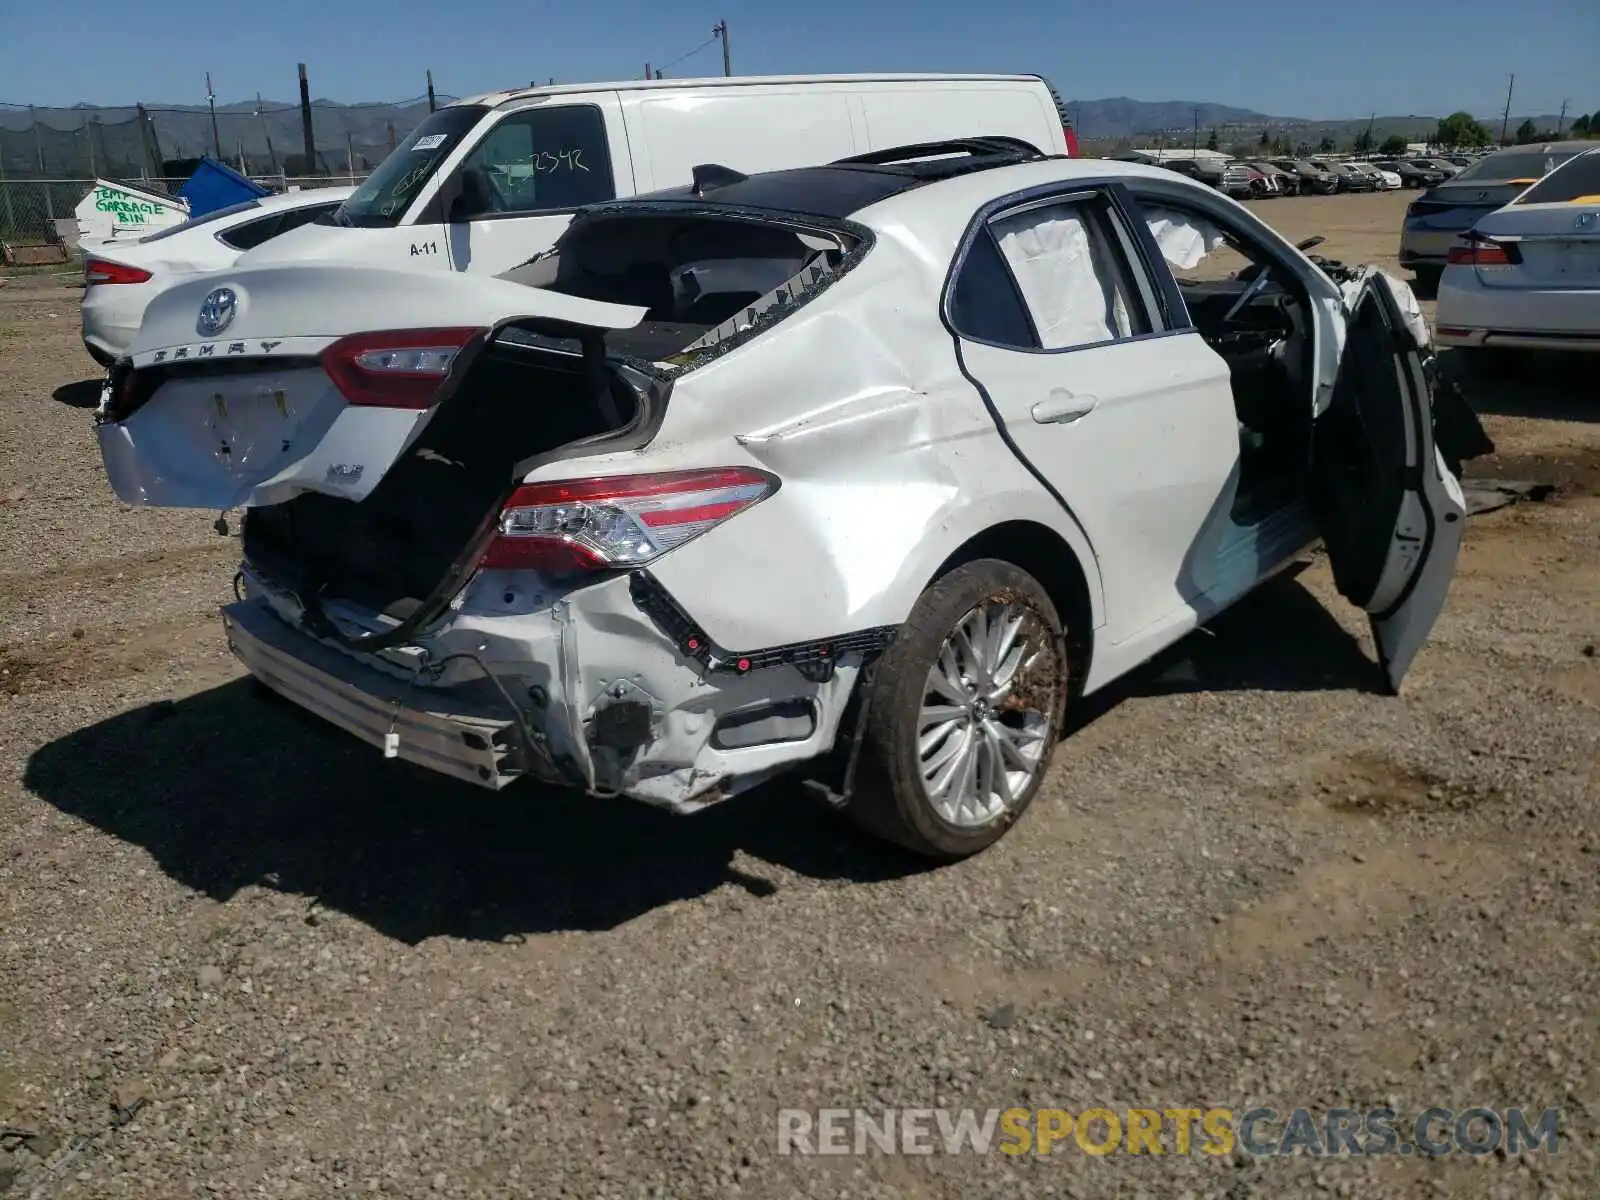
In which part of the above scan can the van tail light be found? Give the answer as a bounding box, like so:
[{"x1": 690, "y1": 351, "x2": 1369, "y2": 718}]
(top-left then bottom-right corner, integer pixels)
[
  {"x1": 1063, "y1": 124, "x2": 1080, "y2": 158},
  {"x1": 320, "y1": 327, "x2": 486, "y2": 408},
  {"x1": 480, "y1": 467, "x2": 779, "y2": 575},
  {"x1": 85, "y1": 259, "x2": 152, "y2": 285},
  {"x1": 1448, "y1": 235, "x2": 1521, "y2": 267}
]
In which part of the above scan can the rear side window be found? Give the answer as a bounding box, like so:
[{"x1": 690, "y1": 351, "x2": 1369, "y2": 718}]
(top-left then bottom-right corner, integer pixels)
[
  {"x1": 451, "y1": 105, "x2": 615, "y2": 218},
  {"x1": 951, "y1": 196, "x2": 1150, "y2": 351},
  {"x1": 138, "y1": 199, "x2": 261, "y2": 244},
  {"x1": 216, "y1": 213, "x2": 282, "y2": 251},
  {"x1": 1515, "y1": 150, "x2": 1600, "y2": 204},
  {"x1": 949, "y1": 231, "x2": 1035, "y2": 346}
]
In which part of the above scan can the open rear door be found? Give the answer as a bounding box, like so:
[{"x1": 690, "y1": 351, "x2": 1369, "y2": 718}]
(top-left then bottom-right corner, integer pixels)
[{"x1": 1308, "y1": 270, "x2": 1467, "y2": 694}]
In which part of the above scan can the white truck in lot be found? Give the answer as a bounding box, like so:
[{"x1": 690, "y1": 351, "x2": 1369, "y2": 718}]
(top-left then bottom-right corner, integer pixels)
[{"x1": 236, "y1": 73, "x2": 1078, "y2": 279}]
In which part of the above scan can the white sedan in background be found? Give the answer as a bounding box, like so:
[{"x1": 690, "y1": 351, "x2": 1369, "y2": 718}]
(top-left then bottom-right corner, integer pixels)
[
  {"x1": 81, "y1": 186, "x2": 353, "y2": 366},
  {"x1": 1436, "y1": 148, "x2": 1600, "y2": 369},
  {"x1": 1350, "y1": 162, "x2": 1402, "y2": 190}
]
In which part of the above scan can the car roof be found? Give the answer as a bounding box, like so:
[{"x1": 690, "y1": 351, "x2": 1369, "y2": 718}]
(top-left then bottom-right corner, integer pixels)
[
  {"x1": 600, "y1": 139, "x2": 1067, "y2": 221},
  {"x1": 1478, "y1": 140, "x2": 1595, "y2": 160},
  {"x1": 455, "y1": 72, "x2": 1046, "y2": 110},
  {"x1": 572, "y1": 149, "x2": 1193, "y2": 253},
  {"x1": 247, "y1": 185, "x2": 355, "y2": 213}
]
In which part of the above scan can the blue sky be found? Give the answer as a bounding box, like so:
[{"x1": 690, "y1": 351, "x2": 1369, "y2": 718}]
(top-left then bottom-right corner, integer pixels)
[{"x1": 6, "y1": 0, "x2": 1596, "y2": 118}]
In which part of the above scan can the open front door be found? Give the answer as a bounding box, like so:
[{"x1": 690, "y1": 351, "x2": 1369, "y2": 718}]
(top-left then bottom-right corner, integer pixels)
[{"x1": 1309, "y1": 270, "x2": 1466, "y2": 694}]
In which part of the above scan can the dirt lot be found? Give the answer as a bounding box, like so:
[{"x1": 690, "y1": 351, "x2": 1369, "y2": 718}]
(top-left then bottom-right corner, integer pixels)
[{"x1": 1, "y1": 190, "x2": 1598, "y2": 1199}]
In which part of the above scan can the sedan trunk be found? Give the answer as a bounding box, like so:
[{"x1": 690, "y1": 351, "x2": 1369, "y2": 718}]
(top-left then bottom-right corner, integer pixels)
[{"x1": 242, "y1": 338, "x2": 650, "y2": 620}]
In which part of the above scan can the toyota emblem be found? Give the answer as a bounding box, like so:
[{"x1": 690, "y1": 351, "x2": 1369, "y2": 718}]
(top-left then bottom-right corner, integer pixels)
[{"x1": 197, "y1": 287, "x2": 238, "y2": 337}]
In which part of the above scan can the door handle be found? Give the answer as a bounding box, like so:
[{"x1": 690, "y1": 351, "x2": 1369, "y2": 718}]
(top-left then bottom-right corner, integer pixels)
[{"x1": 1030, "y1": 390, "x2": 1098, "y2": 424}]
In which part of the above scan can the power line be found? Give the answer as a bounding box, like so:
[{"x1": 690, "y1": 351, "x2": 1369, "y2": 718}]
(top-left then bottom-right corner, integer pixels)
[{"x1": 652, "y1": 34, "x2": 719, "y2": 75}]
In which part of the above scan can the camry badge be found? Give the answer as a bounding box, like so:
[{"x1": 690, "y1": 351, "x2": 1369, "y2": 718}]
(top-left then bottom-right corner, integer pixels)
[{"x1": 197, "y1": 287, "x2": 238, "y2": 337}]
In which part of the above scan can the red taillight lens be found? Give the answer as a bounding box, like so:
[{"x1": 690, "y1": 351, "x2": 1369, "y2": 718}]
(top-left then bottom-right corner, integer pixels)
[
  {"x1": 480, "y1": 467, "x2": 779, "y2": 575},
  {"x1": 84, "y1": 258, "x2": 152, "y2": 285},
  {"x1": 1448, "y1": 238, "x2": 1520, "y2": 267},
  {"x1": 320, "y1": 327, "x2": 485, "y2": 408},
  {"x1": 1063, "y1": 125, "x2": 1080, "y2": 157}
]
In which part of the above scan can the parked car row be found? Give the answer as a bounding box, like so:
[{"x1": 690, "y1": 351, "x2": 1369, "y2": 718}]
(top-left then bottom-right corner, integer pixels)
[{"x1": 76, "y1": 74, "x2": 1487, "y2": 860}]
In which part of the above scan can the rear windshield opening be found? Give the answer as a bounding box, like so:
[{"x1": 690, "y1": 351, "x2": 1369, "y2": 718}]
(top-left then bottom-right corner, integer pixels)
[
  {"x1": 1515, "y1": 149, "x2": 1600, "y2": 205},
  {"x1": 499, "y1": 213, "x2": 861, "y2": 363}
]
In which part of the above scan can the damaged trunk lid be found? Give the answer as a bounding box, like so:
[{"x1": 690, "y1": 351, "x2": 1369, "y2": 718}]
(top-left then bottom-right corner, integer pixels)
[{"x1": 95, "y1": 263, "x2": 648, "y2": 512}]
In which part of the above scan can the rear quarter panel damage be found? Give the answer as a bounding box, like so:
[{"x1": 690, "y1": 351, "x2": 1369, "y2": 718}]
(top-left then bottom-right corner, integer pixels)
[{"x1": 534, "y1": 234, "x2": 1108, "y2": 652}]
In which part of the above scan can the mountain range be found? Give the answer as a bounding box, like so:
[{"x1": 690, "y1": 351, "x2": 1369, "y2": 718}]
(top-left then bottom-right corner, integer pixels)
[{"x1": 1, "y1": 93, "x2": 1583, "y2": 179}]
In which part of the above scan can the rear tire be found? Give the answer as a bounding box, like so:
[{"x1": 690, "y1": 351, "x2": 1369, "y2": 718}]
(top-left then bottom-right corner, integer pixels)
[
  {"x1": 1457, "y1": 346, "x2": 1527, "y2": 380},
  {"x1": 844, "y1": 560, "x2": 1068, "y2": 860}
]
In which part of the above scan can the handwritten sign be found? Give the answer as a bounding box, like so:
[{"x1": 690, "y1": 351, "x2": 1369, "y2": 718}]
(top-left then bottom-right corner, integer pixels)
[{"x1": 93, "y1": 186, "x2": 169, "y2": 225}]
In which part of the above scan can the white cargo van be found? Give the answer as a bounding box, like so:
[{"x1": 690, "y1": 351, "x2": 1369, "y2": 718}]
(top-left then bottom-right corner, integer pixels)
[{"x1": 243, "y1": 73, "x2": 1077, "y2": 277}]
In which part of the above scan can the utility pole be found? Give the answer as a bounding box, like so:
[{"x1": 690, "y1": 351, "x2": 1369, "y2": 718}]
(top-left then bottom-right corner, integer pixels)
[
  {"x1": 1191, "y1": 107, "x2": 1199, "y2": 155},
  {"x1": 206, "y1": 72, "x2": 222, "y2": 159},
  {"x1": 258, "y1": 93, "x2": 279, "y2": 176},
  {"x1": 426, "y1": 69, "x2": 437, "y2": 112},
  {"x1": 656, "y1": 69, "x2": 663, "y2": 80},
  {"x1": 645, "y1": 63, "x2": 651, "y2": 80},
  {"x1": 1500, "y1": 73, "x2": 1515, "y2": 146},
  {"x1": 29, "y1": 105, "x2": 45, "y2": 172},
  {"x1": 713, "y1": 19, "x2": 731, "y2": 76},
  {"x1": 1556, "y1": 99, "x2": 1568, "y2": 137},
  {"x1": 297, "y1": 63, "x2": 316, "y2": 175},
  {"x1": 136, "y1": 103, "x2": 161, "y2": 179}
]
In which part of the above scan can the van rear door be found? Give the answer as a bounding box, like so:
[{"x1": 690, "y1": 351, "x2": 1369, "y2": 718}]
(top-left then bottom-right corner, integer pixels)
[{"x1": 854, "y1": 80, "x2": 1067, "y2": 157}]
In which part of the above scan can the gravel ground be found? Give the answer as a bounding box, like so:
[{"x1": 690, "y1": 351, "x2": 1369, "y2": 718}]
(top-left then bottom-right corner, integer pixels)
[{"x1": 2, "y1": 191, "x2": 1598, "y2": 1199}]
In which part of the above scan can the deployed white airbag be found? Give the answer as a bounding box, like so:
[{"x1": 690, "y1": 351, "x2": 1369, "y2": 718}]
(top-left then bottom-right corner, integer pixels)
[
  {"x1": 992, "y1": 208, "x2": 1130, "y2": 349},
  {"x1": 1143, "y1": 206, "x2": 1227, "y2": 270}
]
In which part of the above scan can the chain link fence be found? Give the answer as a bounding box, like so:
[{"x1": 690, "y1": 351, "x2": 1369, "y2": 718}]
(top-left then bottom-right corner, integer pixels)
[
  {"x1": 1, "y1": 92, "x2": 443, "y2": 245},
  {"x1": 1, "y1": 175, "x2": 369, "y2": 248}
]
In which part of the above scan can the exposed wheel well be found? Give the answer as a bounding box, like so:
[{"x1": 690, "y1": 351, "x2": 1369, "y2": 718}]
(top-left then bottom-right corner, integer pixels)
[{"x1": 932, "y1": 521, "x2": 1096, "y2": 691}]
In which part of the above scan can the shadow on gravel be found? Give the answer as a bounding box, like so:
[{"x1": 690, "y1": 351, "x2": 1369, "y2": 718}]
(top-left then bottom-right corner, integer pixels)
[
  {"x1": 51, "y1": 379, "x2": 102, "y2": 409},
  {"x1": 23, "y1": 680, "x2": 930, "y2": 944},
  {"x1": 1441, "y1": 350, "x2": 1599, "y2": 425},
  {"x1": 1071, "y1": 568, "x2": 1383, "y2": 731}
]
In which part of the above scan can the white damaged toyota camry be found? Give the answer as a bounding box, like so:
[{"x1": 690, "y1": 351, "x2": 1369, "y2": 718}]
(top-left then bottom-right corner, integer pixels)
[{"x1": 93, "y1": 139, "x2": 1469, "y2": 859}]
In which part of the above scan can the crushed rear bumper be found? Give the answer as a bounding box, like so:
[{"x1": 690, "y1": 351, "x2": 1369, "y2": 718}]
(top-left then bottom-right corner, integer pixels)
[
  {"x1": 222, "y1": 565, "x2": 883, "y2": 813},
  {"x1": 222, "y1": 598, "x2": 556, "y2": 789}
]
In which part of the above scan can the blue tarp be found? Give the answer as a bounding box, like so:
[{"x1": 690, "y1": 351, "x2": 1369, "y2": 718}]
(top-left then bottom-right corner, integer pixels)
[{"x1": 177, "y1": 156, "x2": 270, "y2": 218}]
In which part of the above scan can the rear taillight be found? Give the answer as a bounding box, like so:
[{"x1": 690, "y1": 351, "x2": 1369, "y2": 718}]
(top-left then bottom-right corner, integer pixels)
[
  {"x1": 1063, "y1": 124, "x2": 1080, "y2": 157},
  {"x1": 1448, "y1": 236, "x2": 1521, "y2": 267},
  {"x1": 84, "y1": 259, "x2": 152, "y2": 285},
  {"x1": 480, "y1": 467, "x2": 779, "y2": 575},
  {"x1": 320, "y1": 327, "x2": 485, "y2": 408}
]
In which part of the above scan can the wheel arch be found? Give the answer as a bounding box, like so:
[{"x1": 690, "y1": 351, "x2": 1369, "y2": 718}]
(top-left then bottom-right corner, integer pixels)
[{"x1": 927, "y1": 519, "x2": 1098, "y2": 691}]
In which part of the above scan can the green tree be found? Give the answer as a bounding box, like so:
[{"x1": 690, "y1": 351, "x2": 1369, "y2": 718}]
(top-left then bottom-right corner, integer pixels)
[
  {"x1": 1317, "y1": 135, "x2": 1336, "y2": 153},
  {"x1": 1571, "y1": 113, "x2": 1592, "y2": 137},
  {"x1": 1379, "y1": 134, "x2": 1409, "y2": 155},
  {"x1": 1258, "y1": 128, "x2": 1271, "y2": 148},
  {"x1": 1206, "y1": 128, "x2": 1220, "y2": 152},
  {"x1": 1514, "y1": 118, "x2": 1539, "y2": 144},
  {"x1": 1436, "y1": 111, "x2": 1492, "y2": 148},
  {"x1": 1354, "y1": 128, "x2": 1375, "y2": 154}
]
